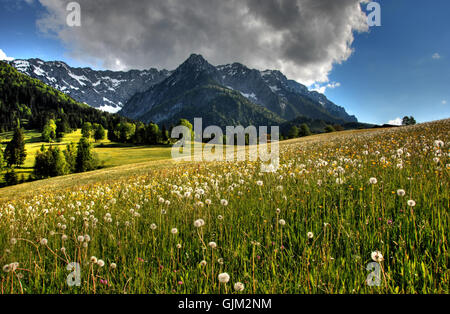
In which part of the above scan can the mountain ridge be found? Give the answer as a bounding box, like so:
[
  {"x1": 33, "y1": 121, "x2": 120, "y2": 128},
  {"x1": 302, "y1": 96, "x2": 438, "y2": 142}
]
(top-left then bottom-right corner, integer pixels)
[{"x1": 10, "y1": 54, "x2": 357, "y2": 127}]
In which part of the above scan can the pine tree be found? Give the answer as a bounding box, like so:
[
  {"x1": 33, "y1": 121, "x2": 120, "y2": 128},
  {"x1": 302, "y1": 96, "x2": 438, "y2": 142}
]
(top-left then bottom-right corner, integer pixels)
[
  {"x1": 64, "y1": 142, "x2": 77, "y2": 173},
  {"x1": 75, "y1": 137, "x2": 98, "y2": 173},
  {"x1": 4, "y1": 127, "x2": 27, "y2": 167},
  {"x1": 93, "y1": 124, "x2": 106, "y2": 142},
  {"x1": 81, "y1": 122, "x2": 93, "y2": 139}
]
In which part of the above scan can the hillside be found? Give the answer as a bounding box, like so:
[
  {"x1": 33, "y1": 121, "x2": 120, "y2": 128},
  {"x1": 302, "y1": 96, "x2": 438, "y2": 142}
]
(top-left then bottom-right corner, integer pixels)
[
  {"x1": 9, "y1": 59, "x2": 171, "y2": 113},
  {"x1": 0, "y1": 61, "x2": 127, "y2": 132}
]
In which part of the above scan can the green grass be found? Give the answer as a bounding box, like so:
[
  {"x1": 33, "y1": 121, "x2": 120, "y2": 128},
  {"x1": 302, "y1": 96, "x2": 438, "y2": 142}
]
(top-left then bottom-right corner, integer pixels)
[
  {"x1": 0, "y1": 121, "x2": 448, "y2": 294},
  {"x1": 0, "y1": 129, "x2": 173, "y2": 182}
]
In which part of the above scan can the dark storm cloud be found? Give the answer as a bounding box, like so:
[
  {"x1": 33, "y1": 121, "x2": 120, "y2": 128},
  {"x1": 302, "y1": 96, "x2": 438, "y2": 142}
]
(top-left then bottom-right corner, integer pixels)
[{"x1": 37, "y1": 0, "x2": 369, "y2": 85}]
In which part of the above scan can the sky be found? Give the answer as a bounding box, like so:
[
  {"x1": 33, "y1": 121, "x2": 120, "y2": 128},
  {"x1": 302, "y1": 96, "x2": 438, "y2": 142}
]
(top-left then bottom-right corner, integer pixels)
[{"x1": 0, "y1": 0, "x2": 449, "y2": 125}]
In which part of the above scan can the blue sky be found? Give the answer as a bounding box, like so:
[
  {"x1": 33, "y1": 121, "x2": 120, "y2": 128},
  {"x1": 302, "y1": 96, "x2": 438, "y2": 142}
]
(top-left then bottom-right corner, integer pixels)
[{"x1": 0, "y1": 0, "x2": 449, "y2": 125}]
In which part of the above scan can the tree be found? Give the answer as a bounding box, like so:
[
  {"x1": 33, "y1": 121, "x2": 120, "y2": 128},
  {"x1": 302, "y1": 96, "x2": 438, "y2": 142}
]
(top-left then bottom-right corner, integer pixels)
[
  {"x1": 56, "y1": 117, "x2": 70, "y2": 139},
  {"x1": 146, "y1": 123, "x2": 161, "y2": 145},
  {"x1": 42, "y1": 119, "x2": 57, "y2": 142},
  {"x1": 402, "y1": 116, "x2": 416, "y2": 126},
  {"x1": 114, "y1": 122, "x2": 136, "y2": 143},
  {"x1": 4, "y1": 127, "x2": 27, "y2": 167},
  {"x1": 324, "y1": 125, "x2": 336, "y2": 133},
  {"x1": 4, "y1": 169, "x2": 19, "y2": 186},
  {"x1": 81, "y1": 122, "x2": 93, "y2": 138},
  {"x1": 75, "y1": 137, "x2": 98, "y2": 173},
  {"x1": 34, "y1": 145, "x2": 68, "y2": 179},
  {"x1": 0, "y1": 148, "x2": 5, "y2": 172},
  {"x1": 93, "y1": 123, "x2": 106, "y2": 142},
  {"x1": 63, "y1": 142, "x2": 77, "y2": 173},
  {"x1": 287, "y1": 126, "x2": 299, "y2": 139},
  {"x1": 177, "y1": 119, "x2": 195, "y2": 141},
  {"x1": 299, "y1": 123, "x2": 312, "y2": 137},
  {"x1": 161, "y1": 125, "x2": 169, "y2": 143}
]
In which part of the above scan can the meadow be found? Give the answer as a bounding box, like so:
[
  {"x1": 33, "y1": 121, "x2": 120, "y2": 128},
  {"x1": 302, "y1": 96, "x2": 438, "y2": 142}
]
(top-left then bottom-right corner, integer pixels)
[
  {"x1": 0, "y1": 129, "x2": 173, "y2": 183},
  {"x1": 0, "y1": 120, "x2": 448, "y2": 294}
]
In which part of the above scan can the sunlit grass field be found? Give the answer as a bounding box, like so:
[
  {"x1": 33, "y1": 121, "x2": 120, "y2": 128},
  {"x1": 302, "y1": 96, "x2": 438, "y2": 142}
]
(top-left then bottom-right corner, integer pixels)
[
  {"x1": 0, "y1": 120, "x2": 448, "y2": 294},
  {"x1": 0, "y1": 129, "x2": 173, "y2": 183}
]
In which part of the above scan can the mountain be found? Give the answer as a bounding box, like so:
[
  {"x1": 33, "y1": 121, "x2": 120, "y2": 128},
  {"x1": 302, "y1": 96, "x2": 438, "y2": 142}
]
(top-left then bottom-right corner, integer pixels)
[
  {"x1": 120, "y1": 54, "x2": 357, "y2": 127},
  {"x1": 0, "y1": 61, "x2": 126, "y2": 132},
  {"x1": 10, "y1": 54, "x2": 357, "y2": 127},
  {"x1": 9, "y1": 59, "x2": 170, "y2": 113}
]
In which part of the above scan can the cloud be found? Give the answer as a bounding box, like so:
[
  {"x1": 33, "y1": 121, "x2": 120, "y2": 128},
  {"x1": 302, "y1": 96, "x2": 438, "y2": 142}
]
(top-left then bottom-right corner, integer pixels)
[
  {"x1": 0, "y1": 49, "x2": 14, "y2": 61},
  {"x1": 442, "y1": 100, "x2": 447, "y2": 105},
  {"x1": 36, "y1": 0, "x2": 369, "y2": 85},
  {"x1": 432, "y1": 53, "x2": 441, "y2": 60},
  {"x1": 387, "y1": 118, "x2": 402, "y2": 126},
  {"x1": 309, "y1": 81, "x2": 341, "y2": 93}
]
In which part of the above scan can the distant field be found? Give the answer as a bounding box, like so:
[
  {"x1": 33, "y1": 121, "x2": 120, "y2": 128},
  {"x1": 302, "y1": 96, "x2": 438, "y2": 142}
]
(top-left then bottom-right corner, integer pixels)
[{"x1": 0, "y1": 129, "x2": 173, "y2": 183}]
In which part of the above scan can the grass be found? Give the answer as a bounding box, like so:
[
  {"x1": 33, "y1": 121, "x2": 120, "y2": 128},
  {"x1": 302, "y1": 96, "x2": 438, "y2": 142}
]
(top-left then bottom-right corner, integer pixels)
[
  {"x1": 0, "y1": 120, "x2": 448, "y2": 294},
  {"x1": 0, "y1": 129, "x2": 173, "y2": 183}
]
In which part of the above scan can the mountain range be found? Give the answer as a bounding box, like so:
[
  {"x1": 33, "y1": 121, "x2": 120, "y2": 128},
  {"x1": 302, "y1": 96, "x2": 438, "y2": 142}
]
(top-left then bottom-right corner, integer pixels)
[{"x1": 10, "y1": 54, "x2": 357, "y2": 128}]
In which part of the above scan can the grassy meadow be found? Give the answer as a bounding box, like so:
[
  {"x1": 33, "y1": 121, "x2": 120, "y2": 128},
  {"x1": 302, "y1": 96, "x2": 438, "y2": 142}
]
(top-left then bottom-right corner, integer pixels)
[
  {"x1": 0, "y1": 129, "x2": 172, "y2": 183},
  {"x1": 0, "y1": 120, "x2": 448, "y2": 294}
]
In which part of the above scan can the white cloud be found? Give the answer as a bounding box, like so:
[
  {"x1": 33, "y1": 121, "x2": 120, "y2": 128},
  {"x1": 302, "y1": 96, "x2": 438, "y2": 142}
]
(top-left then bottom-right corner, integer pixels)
[
  {"x1": 388, "y1": 118, "x2": 403, "y2": 126},
  {"x1": 0, "y1": 49, "x2": 14, "y2": 61},
  {"x1": 309, "y1": 81, "x2": 341, "y2": 93},
  {"x1": 442, "y1": 100, "x2": 447, "y2": 105},
  {"x1": 36, "y1": 0, "x2": 370, "y2": 85},
  {"x1": 432, "y1": 53, "x2": 441, "y2": 60}
]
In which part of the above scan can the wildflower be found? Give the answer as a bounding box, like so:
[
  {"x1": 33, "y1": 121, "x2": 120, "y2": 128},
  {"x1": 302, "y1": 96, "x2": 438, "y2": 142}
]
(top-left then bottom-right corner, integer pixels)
[
  {"x1": 84, "y1": 235, "x2": 91, "y2": 242},
  {"x1": 371, "y1": 251, "x2": 384, "y2": 263},
  {"x1": 217, "y1": 258, "x2": 224, "y2": 265},
  {"x1": 279, "y1": 219, "x2": 286, "y2": 226},
  {"x1": 209, "y1": 242, "x2": 217, "y2": 249},
  {"x1": 407, "y1": 200, "x2": 416, "y2": 207},
  {"x1": 200, "y1": 260, "x2": 207, "y2": 266},
  {"x1": 205, "y1": 199, "x2": 212, "y2": 205},
  {"x1": 276, "y1": 208, "x2": 281, "y2": 214},
  {"x1": 434, "y1": 140, "x2": 444, "y2": 148},
  {"x1": 90, "y1": 256, "x2": 98, "y2": 264},
  {"x1": 397, "y1": 189, "x2": 406, "y2": 197},
  {"x1": 256, "y1": 180, "x2": 263, "y2": 186},
  {"x1": 77, "y1": 235, "x2": 84, "y2": 242},
  {"x1": 110, "y1": 263, "x2": 117, "y2": 269},
  {"x1": 97, "y1": 259, "x2": 105, "y2": 267},
  {"x1": 336, "y1": 178, "x2": 344, "y2": 185},
  {"x1": 150, "y1": 223, "x2": 157, "y2": 230},
  {"x1": 10, "y1": 238, "x2": 17, "y2": 245},
  {"x1": 176, "y1": 243, "x2": 182, "y2": 249},
  {"x1": 171, "y1": 228, "x2": 178, "y2": 235},
  {"x1": 218, "y1": 273, "x2": 230, "y2": 283},
  {"x1": 369, "y1": 177, "x2": 378, "y2": 185},
  {"x1": 3, "y1": 264, "x2": 11, "y2": 273},
  {"x1": 234, "y1": 282, "x2": 245, "y2": 292},
  {"x1": 40, "y1": 238, "x2": 48, "y2": 246},
  {"x1": 194, "y1": 219, "x2": 205, "y2": 228},
  {"x1": 307, "y1": 232, "x2": 314, "y2": 239},
  {"x1": 217, "y1": 215, "x2": 223, "y2": 220},
  {"x1": 61, "y1": 247, "x2": 66, "y2": 254},
  {"x1": 221, "y1": 199, "x2": 228, "y2": 206}
]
